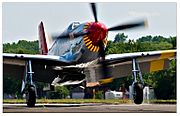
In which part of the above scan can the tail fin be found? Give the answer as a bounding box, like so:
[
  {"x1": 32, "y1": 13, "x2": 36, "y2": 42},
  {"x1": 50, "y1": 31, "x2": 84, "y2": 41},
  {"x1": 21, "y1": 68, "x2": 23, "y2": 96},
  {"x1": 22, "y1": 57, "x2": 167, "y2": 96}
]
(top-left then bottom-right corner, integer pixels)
[{"x1": 38, "y1": 21, "x2": 48, "y2": 55}]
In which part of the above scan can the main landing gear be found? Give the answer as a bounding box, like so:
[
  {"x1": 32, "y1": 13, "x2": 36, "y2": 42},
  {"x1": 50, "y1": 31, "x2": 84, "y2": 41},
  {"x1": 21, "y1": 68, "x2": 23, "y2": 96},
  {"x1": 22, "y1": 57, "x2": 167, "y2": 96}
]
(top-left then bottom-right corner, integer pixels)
[
  {"x1": 21, "y1": 60, "x2": 37, "y2": 107},
  {"x1": 131, "y1": 58, "x2": 144, "y2": 104},
  {"x1": 26, "y1": 86, "x2": 36, "y2": 107}
]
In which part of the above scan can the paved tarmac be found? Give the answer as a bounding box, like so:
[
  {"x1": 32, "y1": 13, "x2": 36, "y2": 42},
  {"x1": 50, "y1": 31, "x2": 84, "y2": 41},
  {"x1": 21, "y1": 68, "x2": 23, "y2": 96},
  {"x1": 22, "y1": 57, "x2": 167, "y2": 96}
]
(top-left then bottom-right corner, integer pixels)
[{"x1": 3, "y1": 103, "x2": 176, "y2": 113}]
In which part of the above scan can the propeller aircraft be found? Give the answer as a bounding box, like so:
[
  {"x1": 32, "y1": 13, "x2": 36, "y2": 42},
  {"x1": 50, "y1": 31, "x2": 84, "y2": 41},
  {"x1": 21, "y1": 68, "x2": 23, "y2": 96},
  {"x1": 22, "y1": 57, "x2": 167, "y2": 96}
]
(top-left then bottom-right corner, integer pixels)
[{"x1": 3, "y1": 3, "x2": 176, "y2": 107}]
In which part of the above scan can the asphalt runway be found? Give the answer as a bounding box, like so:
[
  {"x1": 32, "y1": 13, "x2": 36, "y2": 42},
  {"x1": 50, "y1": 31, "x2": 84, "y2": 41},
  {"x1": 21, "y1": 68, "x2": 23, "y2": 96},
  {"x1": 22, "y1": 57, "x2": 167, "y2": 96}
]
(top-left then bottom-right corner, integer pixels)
[{"x1": 3, "y1": 103, "x2": 176, "y2": 113}]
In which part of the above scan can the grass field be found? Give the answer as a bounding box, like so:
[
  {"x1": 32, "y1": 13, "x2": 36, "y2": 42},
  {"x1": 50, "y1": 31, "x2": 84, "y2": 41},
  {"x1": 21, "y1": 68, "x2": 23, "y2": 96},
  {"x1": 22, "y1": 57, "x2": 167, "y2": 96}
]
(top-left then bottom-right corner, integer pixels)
[{"x1": 3, "y1": 99, "x2": 176, "y2": 104}]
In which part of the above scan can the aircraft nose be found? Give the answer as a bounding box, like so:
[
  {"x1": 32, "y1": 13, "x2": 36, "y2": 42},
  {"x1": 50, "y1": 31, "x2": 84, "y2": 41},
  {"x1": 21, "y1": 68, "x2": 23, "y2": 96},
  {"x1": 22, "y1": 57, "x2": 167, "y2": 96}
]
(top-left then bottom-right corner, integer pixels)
[
  {"x1": 83, "y1": 22, "x2": 108, "y2": 52},
  {"x1": 88, "y1": 22, "x2": 108, "y2": 46}
]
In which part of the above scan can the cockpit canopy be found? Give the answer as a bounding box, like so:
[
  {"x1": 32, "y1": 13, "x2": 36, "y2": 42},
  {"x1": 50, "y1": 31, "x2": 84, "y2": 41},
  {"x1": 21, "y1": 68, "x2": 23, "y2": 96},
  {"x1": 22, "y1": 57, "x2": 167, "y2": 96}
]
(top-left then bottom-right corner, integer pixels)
[
  {"x1": 67, "y1": 22, "x2": 80, "y2": 32},
  {"x1": 58, "y1": 22, "x2": 81, "y2": 39}
]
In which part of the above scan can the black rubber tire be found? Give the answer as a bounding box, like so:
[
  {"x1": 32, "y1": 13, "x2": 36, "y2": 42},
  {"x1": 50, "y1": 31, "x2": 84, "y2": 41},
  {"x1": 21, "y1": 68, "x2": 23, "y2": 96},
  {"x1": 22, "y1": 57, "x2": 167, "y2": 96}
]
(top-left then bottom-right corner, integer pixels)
[
  {"x1": 133, "y1": 83, "x2": 143, "y2": 104},
  {"x1": 26, "y1": 86, "x2": 36, "y2": 107}
]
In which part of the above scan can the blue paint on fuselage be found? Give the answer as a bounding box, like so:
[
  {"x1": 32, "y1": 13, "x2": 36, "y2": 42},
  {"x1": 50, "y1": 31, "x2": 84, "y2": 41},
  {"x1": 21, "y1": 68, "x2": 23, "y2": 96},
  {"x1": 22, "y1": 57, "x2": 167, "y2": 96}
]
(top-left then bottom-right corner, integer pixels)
[{"x1": 48, "y1": 22, "x2": 99, "y2": 63}]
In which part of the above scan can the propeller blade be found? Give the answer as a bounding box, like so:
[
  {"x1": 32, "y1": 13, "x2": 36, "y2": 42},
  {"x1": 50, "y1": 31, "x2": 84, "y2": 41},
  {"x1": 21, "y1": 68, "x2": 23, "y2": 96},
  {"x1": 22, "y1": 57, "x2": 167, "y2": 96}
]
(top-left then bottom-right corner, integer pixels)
[
  {"x1": 108, "y1": 19, "x2": 148, "y2": 31},
  {"x1": 53, "y1": 31, "x2": 89, "y2": 40},
  {"x1": 98, "y1": 41, "x2": 111, "y2": 82},
  {"x1": 90, "y1": 3, "x2": 98, "y2": 22}
]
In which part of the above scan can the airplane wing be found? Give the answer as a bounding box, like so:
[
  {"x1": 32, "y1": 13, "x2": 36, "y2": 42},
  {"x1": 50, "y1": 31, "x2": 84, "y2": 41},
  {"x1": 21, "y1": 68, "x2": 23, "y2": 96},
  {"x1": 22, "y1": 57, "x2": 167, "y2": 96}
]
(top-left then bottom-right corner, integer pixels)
[
  {"x1": 3, "y1": 53, "x2": 74, "y2": 83},
  {"x1": 3, "y1": 49, "x2": 176, "y2": 86},
  {"x1": 84, "y1": 50, "x2": 176, "y2": 86}
]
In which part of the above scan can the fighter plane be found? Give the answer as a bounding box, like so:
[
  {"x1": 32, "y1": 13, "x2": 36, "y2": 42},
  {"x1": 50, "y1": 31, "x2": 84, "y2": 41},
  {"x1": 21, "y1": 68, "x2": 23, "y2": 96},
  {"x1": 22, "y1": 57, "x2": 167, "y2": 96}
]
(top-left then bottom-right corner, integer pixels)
[{"x1": 3, "y1": 3, "x2": 176, "y2": 107}]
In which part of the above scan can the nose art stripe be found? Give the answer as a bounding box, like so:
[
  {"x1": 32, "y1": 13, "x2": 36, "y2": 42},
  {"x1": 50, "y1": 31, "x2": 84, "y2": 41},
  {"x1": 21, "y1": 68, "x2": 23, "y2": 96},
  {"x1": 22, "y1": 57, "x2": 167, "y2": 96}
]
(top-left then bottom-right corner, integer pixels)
[
  {"x1": 84, "y1": 39, "x2": 90, "y2": 43},
  {"x1": 86, "y1": 41, "x2": 92, "y2": 46},
  {"x1": 90, "y1": 45, "x2": 95, "y2": 51},
  {"x1": 83, "y1": 37, "x2": 89, "y2": 41},
  {"x1": 96, "y1": 46, "x2": 100, "y2": 52},
  {"x1": 93, "y1": 46, "x2": 97, "y2": 52},
  {"x1": 88, "y1": 44, "x2": 93, "y2": 49}
]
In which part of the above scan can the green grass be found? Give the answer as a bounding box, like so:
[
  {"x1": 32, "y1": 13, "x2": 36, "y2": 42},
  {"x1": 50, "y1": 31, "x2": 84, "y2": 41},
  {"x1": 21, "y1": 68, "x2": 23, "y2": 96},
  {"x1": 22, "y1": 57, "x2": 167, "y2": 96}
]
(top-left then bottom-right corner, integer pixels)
[
  {"x1": 3, "y1": 99, "x2": 176, "y2": 104},
  {"x1": 145, "y1": 99, "x2": 176, "y2": 104},
  {"x1": 3, "y1": 99, "x2": 132, "y2": 104}
]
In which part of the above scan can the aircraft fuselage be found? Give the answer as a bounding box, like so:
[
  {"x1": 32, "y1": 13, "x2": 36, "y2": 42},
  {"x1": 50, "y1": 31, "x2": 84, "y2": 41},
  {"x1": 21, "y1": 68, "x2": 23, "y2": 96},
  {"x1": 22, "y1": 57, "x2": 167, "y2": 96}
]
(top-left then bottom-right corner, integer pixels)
[{"x1": 48, "y1": 22, "x2": 108, "y2": 63}]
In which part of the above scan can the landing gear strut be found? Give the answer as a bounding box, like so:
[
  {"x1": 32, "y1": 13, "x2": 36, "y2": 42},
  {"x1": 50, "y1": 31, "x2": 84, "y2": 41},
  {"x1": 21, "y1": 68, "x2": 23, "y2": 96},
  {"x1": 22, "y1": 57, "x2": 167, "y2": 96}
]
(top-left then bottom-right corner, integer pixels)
[
  {"x1": 21, "y1": 60, "x2": 37, "y2": 107},
  {"x1": 131, "y1": 58, "x2": 144, "y2": 104}
]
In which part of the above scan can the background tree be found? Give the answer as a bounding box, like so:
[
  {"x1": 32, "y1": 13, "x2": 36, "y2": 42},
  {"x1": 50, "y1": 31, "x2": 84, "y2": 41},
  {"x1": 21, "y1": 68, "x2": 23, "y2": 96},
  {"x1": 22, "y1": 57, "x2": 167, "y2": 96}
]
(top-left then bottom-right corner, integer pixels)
[
  {"x1": 113, "y1": 33, "x2": 128, "y2": 43},
  {"x1": 3, "y1": 40, "x2": 39, "y2": 54}
]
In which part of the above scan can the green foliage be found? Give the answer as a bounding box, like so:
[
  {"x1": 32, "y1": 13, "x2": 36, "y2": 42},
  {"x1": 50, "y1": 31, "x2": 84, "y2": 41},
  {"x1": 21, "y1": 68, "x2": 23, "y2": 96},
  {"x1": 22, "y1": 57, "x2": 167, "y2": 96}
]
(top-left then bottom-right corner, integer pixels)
[
  {"x1": 153, "y1": 60, "x2": 176, "y2": 99},
  {"x1": 107, "y1": 35, "x2": 175, "y2": 54},
  {"x1": 137, "y1": 35, "x2": 174, "y2": 43},
  {"x1": 3, "y1": 40, "x2": 39, "y2": 54},
  {"x1": 55, "y1": 86, "x2": 70, "y2": 99},
  {"x1": 113, "y1": 33, "x2": 128, "y2": 43},
  {"x1": 169, "y1": 36, "x2": 176, "y2": 49},
  {"x1": 3, "y1": 77, "x2": 21, "y2": 95},
  {"x1": 47, "y1": 91, "x2": 61, "y2": 99},
  {"x1": 46, "y1": 86, "x2": 69, "y2": 99},
  {"x1": 95, "y1": 91, "x2": 104, "y2": 99}
]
